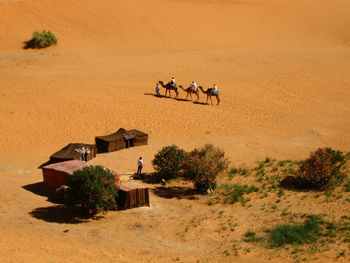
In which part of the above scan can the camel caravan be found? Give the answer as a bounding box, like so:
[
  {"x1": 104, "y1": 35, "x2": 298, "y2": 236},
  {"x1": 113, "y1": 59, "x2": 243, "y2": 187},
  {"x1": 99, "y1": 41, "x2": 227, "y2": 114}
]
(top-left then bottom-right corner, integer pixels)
[{"x1": 155, "y1": 77, "x2": 220, "y2": 105}]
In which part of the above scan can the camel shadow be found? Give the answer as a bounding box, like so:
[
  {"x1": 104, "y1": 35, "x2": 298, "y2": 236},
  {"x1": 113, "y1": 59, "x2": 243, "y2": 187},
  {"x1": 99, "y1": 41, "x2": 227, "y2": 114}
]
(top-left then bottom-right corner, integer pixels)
[
  {"x1": 152, "y1": 186, "x2": 198, "y2": 200},
  {"x1": 193, "y1": 101, "x2": 209, "y2": 106},
  {"x1": 144, "y1": 92, "x2": 167, "y2": 98},
  {"x1": 144, "y1": 93, "x2": 190, "y2": 102}
]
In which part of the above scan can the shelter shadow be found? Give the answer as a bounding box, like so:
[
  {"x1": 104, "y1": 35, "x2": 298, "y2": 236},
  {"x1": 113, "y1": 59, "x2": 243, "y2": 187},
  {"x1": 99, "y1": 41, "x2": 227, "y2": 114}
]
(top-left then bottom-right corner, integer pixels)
[
  {"x1": 22, "y1": 182, "x2": 62, "y2": 204},
  {"x1": 29, "y1": 205, "x2": 91, "y2": 224},
  {"x1": 152, "y1": 186, "x2": 197, "y2": 200}
]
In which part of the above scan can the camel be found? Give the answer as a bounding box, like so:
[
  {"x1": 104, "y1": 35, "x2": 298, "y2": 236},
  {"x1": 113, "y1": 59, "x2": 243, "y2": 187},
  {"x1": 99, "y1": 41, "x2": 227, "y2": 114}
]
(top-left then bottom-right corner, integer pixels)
[
  {"x1": 178, "y1": 85, "x2": 199, "y2": 102},
  {"x1": 158, "y1": 81, "x2": 179, "y2": 98},
  {"x1": 198, "y1": 86, "x2": 220, "y2": 105}
]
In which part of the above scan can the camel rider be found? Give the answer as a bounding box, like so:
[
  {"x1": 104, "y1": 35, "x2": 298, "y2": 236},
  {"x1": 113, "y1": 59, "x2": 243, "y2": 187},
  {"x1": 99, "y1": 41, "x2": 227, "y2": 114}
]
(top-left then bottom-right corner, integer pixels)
[
  {"x1": 155, "y1": 81, "x2": 161, "y2": 96},
  {"x1": 192, "y1": 81, "x2": 198, "y2": 92},
  {"x1": 213, "y1": 84, "x2": 218, "y2": 95},
  {"x1": 168, "y1": 77, "x2": 176, "y2": 87}
]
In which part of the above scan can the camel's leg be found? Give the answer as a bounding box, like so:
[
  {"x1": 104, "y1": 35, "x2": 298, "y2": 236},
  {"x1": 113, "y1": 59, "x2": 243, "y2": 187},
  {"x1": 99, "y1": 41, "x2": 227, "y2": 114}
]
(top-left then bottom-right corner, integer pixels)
[
  {"x1": 216, "y1": 96, "x2": 220, "y2": 105},
  {"x1": 190, "y1": 93, "x2": 193, "y2": 101},
  {"x1": 196, "y1": 92, "x2": 199, "y2": 102},
  {"x1": 185, "y1": 93, "x2": 189, "y2": 100},
  {"x1": 210, "y1": 96, "x2": 213, "y2": 105},
  {"x1": 206, "y1": 95, "x2": 209, "y2": 104}
]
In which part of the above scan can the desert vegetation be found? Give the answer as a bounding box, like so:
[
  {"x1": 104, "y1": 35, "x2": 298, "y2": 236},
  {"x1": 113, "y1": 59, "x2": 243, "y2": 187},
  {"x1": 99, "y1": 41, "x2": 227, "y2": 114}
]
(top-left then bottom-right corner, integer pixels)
[
  {"x1": 24, "y1": 30, "x2": 57, "y2": 49},
  {"x1": 152, "y1": 144, "x2": 229, "y2": 194},
  {"x1": 65, "y1": 165, "x2": 120, "y2": 216},
  {"x1": 151, "y1": 146, "x2": 350, "y2": 261}
]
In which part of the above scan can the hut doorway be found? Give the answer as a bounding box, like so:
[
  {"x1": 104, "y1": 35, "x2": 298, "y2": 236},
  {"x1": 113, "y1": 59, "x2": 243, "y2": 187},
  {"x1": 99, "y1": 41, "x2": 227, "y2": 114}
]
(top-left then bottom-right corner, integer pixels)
[
  {"x1": 125, "y1": 138, "x2": 135, "y2": 148},
  {"x1": 123, "y1": 134, "x2": 136, "y2": 149}
]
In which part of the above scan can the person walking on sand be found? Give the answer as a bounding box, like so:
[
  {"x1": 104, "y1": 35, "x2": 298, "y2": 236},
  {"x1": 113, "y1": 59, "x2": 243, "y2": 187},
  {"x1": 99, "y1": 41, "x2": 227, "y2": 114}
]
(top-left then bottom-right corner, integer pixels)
[
  {"x1": 155, "y1": 81, "x2": 161, "y2": 96},
  {"x1": 137, "y1": 157, "x2": 143, "y2": 176}
]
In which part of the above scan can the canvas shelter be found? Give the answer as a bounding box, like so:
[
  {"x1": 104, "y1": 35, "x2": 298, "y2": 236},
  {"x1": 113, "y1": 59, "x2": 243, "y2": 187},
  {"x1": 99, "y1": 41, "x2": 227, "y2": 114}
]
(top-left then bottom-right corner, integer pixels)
[
  {"x1": 95, "y1": 128, "x2": 148, "y2": 153},
  {"x1": 42, "y1": 160, "x2": 94, "y2": 189},
  {"x1": 118, "y1": 181, "x2": 150, "y2": 209},
  {"x1": 49, "y1": 143, "x2": 97, "y2": 164}
]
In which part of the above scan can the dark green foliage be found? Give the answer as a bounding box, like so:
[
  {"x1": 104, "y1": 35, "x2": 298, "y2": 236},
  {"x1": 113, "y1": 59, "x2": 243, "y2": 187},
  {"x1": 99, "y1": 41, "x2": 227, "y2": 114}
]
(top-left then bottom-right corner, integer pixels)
[
  {"x1": 24, "y1": 30, "x2": 58, "y2": 49},
  {"x1": 183, "y1": 144, "x2": 229, "y2": 194},
  {"x1": 152, "y1": 145, "x2": 186, "y2": 180},
  {"x1": 65, "y1": 165, "x2": 119, "y2": 216},
  {"x1": 297, "y1": 147, "x2": 345, "y2": 190},
  {"x1": 270, "y1": 216, "x2": 321, "y2": 247}
]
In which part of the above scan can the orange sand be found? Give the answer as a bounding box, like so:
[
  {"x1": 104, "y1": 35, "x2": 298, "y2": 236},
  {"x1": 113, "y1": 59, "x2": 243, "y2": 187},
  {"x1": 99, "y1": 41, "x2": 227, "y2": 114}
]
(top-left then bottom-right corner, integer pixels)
[{"x1": 0, "y1": 0, "x2": 350, "y2": 262}]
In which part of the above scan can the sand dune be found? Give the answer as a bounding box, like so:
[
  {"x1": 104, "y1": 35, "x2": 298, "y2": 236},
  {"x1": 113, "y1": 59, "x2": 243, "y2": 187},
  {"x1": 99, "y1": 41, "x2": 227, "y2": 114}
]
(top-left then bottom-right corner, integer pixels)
[{"x1": 0, "y1": 0, "x2": 350, "y2": 262}]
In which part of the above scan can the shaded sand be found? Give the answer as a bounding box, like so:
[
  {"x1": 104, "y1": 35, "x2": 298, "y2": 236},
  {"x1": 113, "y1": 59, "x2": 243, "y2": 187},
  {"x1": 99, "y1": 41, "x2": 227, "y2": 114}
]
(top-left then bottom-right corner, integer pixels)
[{"x1": 0, "y1": 0, "x2": 350, "y2": 262}]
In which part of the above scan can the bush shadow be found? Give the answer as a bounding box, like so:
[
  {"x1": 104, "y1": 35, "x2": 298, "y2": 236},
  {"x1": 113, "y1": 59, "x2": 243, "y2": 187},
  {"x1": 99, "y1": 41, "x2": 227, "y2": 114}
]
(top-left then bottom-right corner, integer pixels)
[
  {"x1": 152, "y1": 186, "x2": 198, "y2": 200},
  {"x1": 29, "y1": 205, "x2": 93, "y2": 224},
  {"x1": 132, "y1": 172, "x2": 162, "y2": 184},
  {"x1": 279, "y1": 176, "x2": 311, "y2": 192}
]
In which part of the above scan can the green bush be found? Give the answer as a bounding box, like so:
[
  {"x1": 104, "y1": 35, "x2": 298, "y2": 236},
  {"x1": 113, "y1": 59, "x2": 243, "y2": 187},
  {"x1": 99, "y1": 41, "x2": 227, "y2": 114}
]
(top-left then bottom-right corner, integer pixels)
[
  {"x1": 65, "y1": 165, "x2": 119, "y2": 216},
  {"x1": 24, "y1": 30, "x2": 57, "y2": 49},
  {"x1": 183, "y1": 144, "x2": 229, "y2": 194},
  {"x1": 270, "y1": 216, "x2": 321, "y2": 247},
  {"x1": 152, "y1": 145, "x2": 186, "y2": 180},
  {"x1": 297, "y1": 147, "x2": 345, "y2": 190}
]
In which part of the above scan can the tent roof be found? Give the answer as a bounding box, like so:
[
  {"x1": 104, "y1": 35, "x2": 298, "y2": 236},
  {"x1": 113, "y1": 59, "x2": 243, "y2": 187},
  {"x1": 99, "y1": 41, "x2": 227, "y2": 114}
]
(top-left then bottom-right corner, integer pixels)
[
  {"x1": 50, "y1": 143, "x2": 96, "y2": 160},
  {"x1": 42, "y1": 160, "x2": 95, "y2": 176},
  {"x1": 95, "y1": 128, "x2": 148, "y2": 142}
]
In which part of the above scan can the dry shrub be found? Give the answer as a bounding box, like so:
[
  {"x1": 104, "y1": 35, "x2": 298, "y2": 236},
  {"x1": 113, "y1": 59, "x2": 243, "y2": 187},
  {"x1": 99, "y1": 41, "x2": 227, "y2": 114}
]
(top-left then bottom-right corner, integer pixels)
[{"x1": 297, "y1": 147, "x2": 345, "y2": 190}]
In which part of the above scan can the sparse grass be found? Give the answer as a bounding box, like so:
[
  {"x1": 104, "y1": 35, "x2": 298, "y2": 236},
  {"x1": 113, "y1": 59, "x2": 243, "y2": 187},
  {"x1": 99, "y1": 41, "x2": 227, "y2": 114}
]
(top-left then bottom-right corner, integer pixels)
[{"x1": 217, "y1": 183, "x2": 259, "y2": 205}]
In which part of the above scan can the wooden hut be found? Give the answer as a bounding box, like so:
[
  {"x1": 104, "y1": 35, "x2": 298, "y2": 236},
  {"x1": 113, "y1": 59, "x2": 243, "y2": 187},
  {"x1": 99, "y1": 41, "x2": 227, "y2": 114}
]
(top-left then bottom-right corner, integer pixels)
[
  {"x1": 50, "y1": 143, "x2": 96, "y2": 164},
  {"x1": 42, "y1": 160, "x2": 94, "y2": 189},
  {"x1": 118, "y1": 181, "x2": 150, "y2": 209},
  {"x1": 95, "y1": 128, "x2": 148, "y2": 153}
]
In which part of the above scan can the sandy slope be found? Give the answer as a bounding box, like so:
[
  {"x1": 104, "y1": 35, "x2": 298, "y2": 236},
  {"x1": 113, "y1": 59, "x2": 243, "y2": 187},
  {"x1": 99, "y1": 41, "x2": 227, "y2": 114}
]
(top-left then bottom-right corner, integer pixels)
[{"x1": 0, "y1": 0, "x2": 350, "y2": 262}]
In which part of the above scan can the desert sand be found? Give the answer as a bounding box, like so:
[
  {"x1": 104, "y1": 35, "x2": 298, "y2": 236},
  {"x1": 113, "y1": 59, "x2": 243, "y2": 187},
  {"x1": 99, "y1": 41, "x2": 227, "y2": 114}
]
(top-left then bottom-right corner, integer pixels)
[{"x1": 0, "y1": 0, "x2": 350, "y2": 262}]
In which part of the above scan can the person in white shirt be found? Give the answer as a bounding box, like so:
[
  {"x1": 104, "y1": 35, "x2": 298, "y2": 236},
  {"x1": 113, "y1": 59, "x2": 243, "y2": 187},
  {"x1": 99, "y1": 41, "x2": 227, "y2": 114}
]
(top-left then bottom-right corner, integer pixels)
[
  {"x1": 213, "y1": 84, "x2": 218, "y2": 95},
  {"x1": 192, "y1": 81, "x2": 198, "y2": 92},
  {"x1": 137, "y1": 157, "x2": 143, "y2": 175}
]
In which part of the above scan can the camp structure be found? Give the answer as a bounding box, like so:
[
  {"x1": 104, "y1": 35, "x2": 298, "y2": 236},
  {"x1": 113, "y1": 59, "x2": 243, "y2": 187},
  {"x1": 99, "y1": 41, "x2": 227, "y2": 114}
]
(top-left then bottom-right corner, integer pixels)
[
  {"x1": 95, "y1": 128, "x2": 148, "y2": 153},
  {"x1": 49, "y1": 143, "x2": 97, "y2": 164},
  {"x1": 118, "y1": 181, "x2": 150, "y2": 209},
  {"x1": 41, "y1": 160, "x2": 94, "y2": 189}
]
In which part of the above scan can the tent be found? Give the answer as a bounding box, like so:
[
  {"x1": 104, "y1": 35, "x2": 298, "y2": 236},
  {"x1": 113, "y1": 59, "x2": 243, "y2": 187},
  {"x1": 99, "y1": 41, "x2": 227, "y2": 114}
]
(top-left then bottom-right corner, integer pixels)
[
  {"x1": 42, "y1": 160, "x2": 94, "y2": 189},
  {"x1": 118, "y1": 181, "x2": 150, "y2": 209},
  {"x1": 95, "y1": 128, "x2": 148, "y2": 153},
  {"x1": 50, "y1": 143, "x2": 97, "y2": 164}
]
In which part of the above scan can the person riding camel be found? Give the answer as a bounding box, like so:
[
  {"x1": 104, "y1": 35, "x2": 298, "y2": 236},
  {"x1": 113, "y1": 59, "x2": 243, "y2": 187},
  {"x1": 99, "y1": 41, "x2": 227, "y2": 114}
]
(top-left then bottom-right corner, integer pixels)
[
  {"x1": 168, "y1": 77, "x2": 176, "y2": 87},
  {"x1": 192, "y1": 81, "x2": 198, "y2": 92},
  {"x1": 213, "y1": 84, "x2": 218, "y2": 95}
]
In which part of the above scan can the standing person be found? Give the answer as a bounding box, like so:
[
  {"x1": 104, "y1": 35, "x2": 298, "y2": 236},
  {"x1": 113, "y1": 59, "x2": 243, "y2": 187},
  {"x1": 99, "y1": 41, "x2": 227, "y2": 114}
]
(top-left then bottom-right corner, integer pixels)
[
  {"x1": 155, "y1": 81, "x2": 161, "y2": 96},
  {"x1": 137, "y1": 157, "x2": 143, "y2": 176}
]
